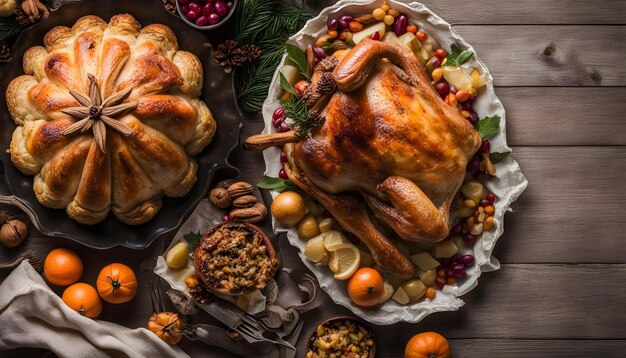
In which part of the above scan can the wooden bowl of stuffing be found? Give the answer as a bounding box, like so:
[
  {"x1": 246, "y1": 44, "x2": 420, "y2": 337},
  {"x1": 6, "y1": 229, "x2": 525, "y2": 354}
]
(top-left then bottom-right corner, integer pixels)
[
  {"x1": 193, "y1": 222, "x2": 279, "y2": 296},
  {"x1": 305, "y1": 316, "x2": 376, "y2": 358}
]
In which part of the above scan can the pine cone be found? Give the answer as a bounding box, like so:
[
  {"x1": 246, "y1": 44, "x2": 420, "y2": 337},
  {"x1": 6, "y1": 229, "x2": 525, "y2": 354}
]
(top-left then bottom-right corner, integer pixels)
[
  {"x1": 0, "y1": 44, "x2": 11, "y2": 64},
  {"x1": 214, "y1": 40, "x2": 246, "y2": 68},
  {"x1": 161, "y1": 0, "x2": 177, "y2": 15},
  {"x1": 189, "y1": 283, "x2": 213, "y2": 304},
  {"x1": 240, "y1": 44, "x2": 261, "y2": 63}
]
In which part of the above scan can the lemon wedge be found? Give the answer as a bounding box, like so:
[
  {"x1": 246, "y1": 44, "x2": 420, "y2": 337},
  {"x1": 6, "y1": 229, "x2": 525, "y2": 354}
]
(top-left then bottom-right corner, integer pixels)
[
  {"x1": 323, "y1": 230, "x2": 351, "y2": 251},
  {"x1": 329, "y1": 244, "x2": 361, "y2": 280},
  {"x1": 304, "y1": 234, "x2": 328, "y2": 263}
]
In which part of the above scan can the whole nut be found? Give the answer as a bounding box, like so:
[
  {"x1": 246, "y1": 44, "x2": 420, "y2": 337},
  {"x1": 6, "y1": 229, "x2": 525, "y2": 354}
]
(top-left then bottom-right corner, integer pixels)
[
  {"x1": 209, "y1": 187, "x2": 232, "y2": 208},
  {"x1": 229, "y1": 203, "x2": 267, "y2": 223},
  {"x1": 232, "y1": 195, "x2": 257, "y2": 208},
  {"x1": 226, "y1": 182, "x2": 254, "y2": 199},
  {"x1": 0, "y1": 219, "x2": 28, "y2": 248}
]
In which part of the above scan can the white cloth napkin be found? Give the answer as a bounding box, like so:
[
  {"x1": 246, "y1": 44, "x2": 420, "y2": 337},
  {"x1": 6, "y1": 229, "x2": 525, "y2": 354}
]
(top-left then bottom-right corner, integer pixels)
[{"x1": 0, "y1": 260, "x2": 188, "y2": 358}]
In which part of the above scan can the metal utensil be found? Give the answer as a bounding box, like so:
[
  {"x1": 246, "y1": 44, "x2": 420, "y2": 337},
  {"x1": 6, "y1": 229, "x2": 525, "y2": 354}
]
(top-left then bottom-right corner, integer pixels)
[{"x1": 279, "y1": 320, "x2": 304, "y2": 358}]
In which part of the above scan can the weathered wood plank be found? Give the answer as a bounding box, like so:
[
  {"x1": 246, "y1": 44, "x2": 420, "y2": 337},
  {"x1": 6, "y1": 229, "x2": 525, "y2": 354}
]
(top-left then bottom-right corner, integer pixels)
[
  {"x1": 454, "y1": 26, "x2": 626, "y2": 86},
  {"x1": 496, "y1": 146, "x2": 626, "y2": 263},
  {"x1": 499, "y1": 87, "x2": 626, "y2": 146},
  {"x1": 449, "y1": 339, "x2": 626, "y2": 358},
  {"x1": 311, "y1": 0, "x2": 626, "y2": 25}
]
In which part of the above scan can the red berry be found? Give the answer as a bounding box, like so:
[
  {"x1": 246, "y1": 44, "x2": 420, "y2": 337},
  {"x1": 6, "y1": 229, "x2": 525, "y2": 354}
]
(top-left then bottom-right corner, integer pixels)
[
  {"x1": 481, "y1": 140, "x2": 490, "y2": 153},
  {"x1": 435, "y1": 48, "x2": 447, "y2": 58},
  {"x1": 369, "y1": 31, "x2": 380, "y2": 41},
  {"x1": 188, "y1": 2, "x2": 201, "y2": 13},
  {"x1": 486, "y1": 193, "x2": 496, "y2": 203},
  {"x1": 208, "y1": 13, "x2": 220, "y2": 24},
  {"x1": 222, "y1": 214, "x2": 229, "y2": 222},
  {"x1": 278, "y1": 168, "x2": 288, "y2": 179},
  {"x1": 178, "y1": 0, "x2": 189, "y2": 4},
  {"x1": 272, "y1": 107, "x2": 285, "y2": 120},
  {"x1": 280, "y1": 152, "x2": 288, "y2": 163},
  {"x1": 435, "y1": 277, "x2": 446, "y2": 290},
  {"x1": 479, "y1": 199, "x2": 491, "y2": 207},
  {"x1": 214, "y1": 1, "x2": 228, "y2": 17},
  {"x1": 186, "y1": 10, "x2": 199, "y2": 20},
  {"x1": 195, "y1": 16, "x2": 209, "y2": 26},
  {"x1": 202, "y1": 3, "x2": 213, "y2": 16},
  {"x1": 463, "y1": 234, "x2": 476, "y2": 245},
  {"x1": 432, "y1": 56, "x2": 442, "y2": 68},
  {"x1": 277, "y1": 123, "x2": 290, "y2": 133}
]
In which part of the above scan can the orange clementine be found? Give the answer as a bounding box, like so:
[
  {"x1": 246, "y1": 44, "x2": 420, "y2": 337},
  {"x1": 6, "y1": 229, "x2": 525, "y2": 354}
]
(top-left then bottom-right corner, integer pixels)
[
  {"x1": 44, "y1": 248, "x2": 83, "y2": 286},
  {"x1": 62, "y1": 283, "x2": 102, "y2": 319},
  {"x1": 96, "y1": 263, "x2": 138, "y2": 304}
]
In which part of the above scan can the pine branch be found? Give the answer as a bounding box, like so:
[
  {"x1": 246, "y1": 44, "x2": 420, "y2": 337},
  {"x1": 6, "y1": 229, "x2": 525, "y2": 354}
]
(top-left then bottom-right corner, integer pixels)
[
  {"x1": 230, "y1": 0, "x2": 312, "y2": 112},
  {"x1": 0, "y1": 17, "x2": 22, "y2": 44}
]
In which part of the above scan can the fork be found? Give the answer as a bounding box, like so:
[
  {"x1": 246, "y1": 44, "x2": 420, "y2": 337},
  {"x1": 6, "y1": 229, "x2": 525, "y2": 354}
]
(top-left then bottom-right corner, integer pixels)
[
  {"x1": 235, "y1": 314, "x2": 296, "y2": 350},
  {"x1": 279, "y1": 320, "x2": 304, "y2": 358}
]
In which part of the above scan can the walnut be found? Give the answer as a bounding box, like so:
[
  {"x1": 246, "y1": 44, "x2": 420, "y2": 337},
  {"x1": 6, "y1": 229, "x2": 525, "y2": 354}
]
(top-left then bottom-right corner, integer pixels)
[
  {"x1": 232, "y1": 195, "x2": 257, "y2": 208},
  {"x1": 226, "y1": 182, "x2": 254, "y2": 199},
  {"x1": 229, "y1": 203, "x2": 267, "y2": 223},
  {"x1": 209, "y1": 187, "x2": 232, "y2": 208}
]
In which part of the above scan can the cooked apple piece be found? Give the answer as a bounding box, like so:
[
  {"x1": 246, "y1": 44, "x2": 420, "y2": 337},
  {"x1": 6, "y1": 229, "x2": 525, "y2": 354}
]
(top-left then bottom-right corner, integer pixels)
[
  {"x1": 401, "y1": 280, "x2": 427, "y2": 302},
  {"x1": 435, "y1": 241, "x2": 458, "y2": 259},
  {"x1": 442, "y1": 65, "x2": 473, "y2": 90},
  {"x1": 379, "y1": 281, "x2": 395, "y2": 304},
  {"x1": 392, "y1": 286, "x2": 410, "y2": 305},
  {"x1": 352, "y1": 22, "x2": 386, "y2": 44},
  {"x1": 398, "y1": 32, "x2": 419, "y2": 52},
  {"x1": 461, "y1": 180, "x2": 485, "y2": 202},
  {"x1": 304, "y1": 234, "x2": 328, "y2": 263},
  {"x1": 410, "y1": 252, "x2": 440, "y2": 271},
  {"x1": 383, "y1": 32, "x2": 402, "y2": 45},
  {"x1": 420, "y1": 269, "x2": 437, "y2": 287}
]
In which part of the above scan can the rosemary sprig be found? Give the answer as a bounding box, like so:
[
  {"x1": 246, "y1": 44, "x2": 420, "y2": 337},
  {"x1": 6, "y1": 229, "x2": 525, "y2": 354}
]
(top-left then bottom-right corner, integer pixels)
[{"x1": 231, "y1": 0, "x2": 312, "y2": 112}]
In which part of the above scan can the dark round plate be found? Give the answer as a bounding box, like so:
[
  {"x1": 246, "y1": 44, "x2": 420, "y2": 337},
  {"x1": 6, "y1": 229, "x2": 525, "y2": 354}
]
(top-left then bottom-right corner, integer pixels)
[{"x1": 0, "y1": 0, "x2": 241, "y2": 249}]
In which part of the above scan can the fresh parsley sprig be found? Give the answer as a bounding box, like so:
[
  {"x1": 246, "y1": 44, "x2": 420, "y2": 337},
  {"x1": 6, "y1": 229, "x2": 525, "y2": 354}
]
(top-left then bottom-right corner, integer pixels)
[
  {"x1": 476, "y1": 115, "x2": 500, "y2": 140},
  {"x1": 444, "y1": 44, "x2": 473, "y2": 67},
  {"x1": 257, "y1": 175, "x2": 300, "y2": 193},
  {"x1": 184, "y1": 232, "x2": 202, "y2": 248}
]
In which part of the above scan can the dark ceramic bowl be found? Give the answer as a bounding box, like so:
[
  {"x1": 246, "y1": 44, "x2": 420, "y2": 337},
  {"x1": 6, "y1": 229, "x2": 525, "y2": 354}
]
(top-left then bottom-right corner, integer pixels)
[
  {"x1": 0, "y1": 0, "x2": 241, "y2": 249},
  {"x1": 176, "y1": 0, "x2": 237, "y2": 30},
  {"x1": 304, "y1": 316, "x2": 376, "y2": 357}
]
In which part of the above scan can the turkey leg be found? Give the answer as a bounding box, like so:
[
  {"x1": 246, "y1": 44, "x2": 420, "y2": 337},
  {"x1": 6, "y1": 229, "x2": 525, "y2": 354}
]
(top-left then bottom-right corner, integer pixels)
[
  {"x1": 363, "y1": 176, "x2": 450, "y2": 243},
  {"x1": 283, "y1": 164, "x2": 415, "y2": 278}
]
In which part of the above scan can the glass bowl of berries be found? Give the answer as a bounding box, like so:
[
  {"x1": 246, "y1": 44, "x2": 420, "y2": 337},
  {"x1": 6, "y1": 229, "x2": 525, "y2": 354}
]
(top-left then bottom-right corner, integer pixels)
[{"x1": 176, "y1": 0, "x2": 236, "y2": 30}]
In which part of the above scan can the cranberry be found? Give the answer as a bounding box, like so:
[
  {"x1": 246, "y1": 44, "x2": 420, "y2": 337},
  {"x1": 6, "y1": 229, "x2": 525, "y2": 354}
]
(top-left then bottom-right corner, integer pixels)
[
  {"x1": 226, "y1": 1, "x2": 234, "y2": 9},
  {"x1": 436, "y1": 82, "x2": 449, "y2": 97},
  {"x1": 479, "y1": 199, "x2": 491, "y2": 207},
  {"x1": 460, "y1": 255, "x2": 475, "y2": 266},
  {"x1": 327, "y1": 18, "x2": 339, "y2": 30},
  {"x1": 466, "y1": 156, "x2": 480, "y2": 174},
  {"x1": 312, "y1": 46, "x2": 326, "y2": 59},
  {"x1": 186, "y1": 10, "x2": 199, "y2": 20},
  {"x1": 182, "y1": 5, "x2": 189, "y2": 12},
  {"x1": 222, "y1": 214, "x2": 229, "y2": 222},
  {"x1": 431, "y1": 56, "x2": 442, "y2": 68},
  {"x1": 188, "y1": 2, "x2": 201, "y2": 13},
  {"x1": 475, "y1": 170, "x2": 490, "y2": 181},
  {"x1": 214, "y1": 1, "x2": 228, "y2": 17},
  {"x1": 449, "y1": 84, "x2": 457, "y2": 94},
  {"x1": 178, "y1": 0, "x2": 189, "y2": 4},
  {"x1": 196, "y1": 16, "x2": 209, "y2": 26},
  {"x1": 272, "y1": 107, "x2": 285, "y2": 120},
  {"x1": 202, "y1": 3, "x2": 213, "y2": 16},
  {"x1": 486, "y1": 193, "x2": 496, "y2": 203},
  {"x1": 277, "y1": 123, "x2": 290, "y2": 133},
  {"x1": 208, "y1": 13, "x2": 220, "y2": 24},
  {"x1": 338, "y1": 15, "x2": 352, "y2": 30},
  {"x1": 452, "y1": 263, "x2": 465, "y2": 274},
  {"x1": 280, "y1": 152, "x2": 288, "y2": 163},
  {"x1": 445, "y1": 268, "x2": 456, "y2": 278},
  {"x1": 451, "y1": 222, "x2": 463, "y2": 236},
  {"x1": 278, "y1": 168, "x2": 288, "y2": 179},
  {"x1": 460, "y1": 100, "x2": 474, "y2": 111},
  {"x1": 456, "y1": 271, "x2": 468, "y2": 280},
  {"x1": 481, "y1": 140, "x2": 490, "y2": 153},
  {"x1": 272, "y1": 116, "x2": 284, "y2": 128},
  {"x1": 463, "y1": 234, "x2": 476, "y2": 245},
  {"x1": 435, "y1": 277, "x2": 446, "y2": 290},
  {"x1": 439, "y1": 258, "x2": 451, "y2": 267},
  {"x1": 463, "y1": 113, "x2": 477, "y2": 126},
  {"x1": 369, "y1": 31, "x2": 380, "y2": 41}
]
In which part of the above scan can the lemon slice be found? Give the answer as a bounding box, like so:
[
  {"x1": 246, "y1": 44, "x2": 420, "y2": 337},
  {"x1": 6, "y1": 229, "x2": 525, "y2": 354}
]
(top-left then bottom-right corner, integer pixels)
[
  {"x1": 329, "y1": 244, "x2": 361, "y2": 280},
  {"x1": 323, "y1": 230, "x2": 351, "y2": 251}
]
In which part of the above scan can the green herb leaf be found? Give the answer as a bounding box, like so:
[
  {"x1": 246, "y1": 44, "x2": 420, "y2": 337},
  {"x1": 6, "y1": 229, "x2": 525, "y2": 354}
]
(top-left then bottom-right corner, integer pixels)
[
  {"x1": 280, "y1": 93, "x2": 322, "y2": 136},
  {"x1": 257, "y1": 175, "x2": 300, "y2": 193},
  {"x1": 279, "y1": 73, "x2": 297, "y2": 95},
  {"x1": 476, "y1": 115, "x2": 501, "y2": 140},
  {"x1": 285, "y1": 43, "x2": 310, "y2": 79},
  {"x1": 184, "y1": 231, "x2": 202, "y2": 248},
  {"x1": 444, "y1": 44, "x2": 474, "y2": 67},
  {"x1": 490, "y1": 151, "x2": 511, "y2": 163}
]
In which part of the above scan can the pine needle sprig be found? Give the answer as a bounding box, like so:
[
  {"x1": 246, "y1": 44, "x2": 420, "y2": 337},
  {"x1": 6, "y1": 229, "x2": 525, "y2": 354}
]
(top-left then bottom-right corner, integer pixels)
[
  {"x1": 280, "y1": 94, "x2": 314, "y2": 136},
  {"x1": 230, "y1": 0, "x2": 312, "y2": 112}
]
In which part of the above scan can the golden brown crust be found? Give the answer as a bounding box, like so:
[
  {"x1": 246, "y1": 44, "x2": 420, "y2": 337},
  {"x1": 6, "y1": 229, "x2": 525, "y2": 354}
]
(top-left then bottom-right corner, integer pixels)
[{"x1": 5, "y1": 13, "x2": 216, "y2": 226}]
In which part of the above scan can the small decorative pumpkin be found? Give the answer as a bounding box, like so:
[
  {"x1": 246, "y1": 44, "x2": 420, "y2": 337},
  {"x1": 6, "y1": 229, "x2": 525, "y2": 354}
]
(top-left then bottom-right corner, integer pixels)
[
  {"x1": 347, "y1": 267, "x2": 384, "y2": 307},
  {"x1": 96, "y1": 263, "x2": 138, "y2": 304},
  {"x1": 148, "y1": 312, "x2": 183, "y2": 345},
  {"x1": 404, "y1": 332, "x2": 451, "y2": 358}
]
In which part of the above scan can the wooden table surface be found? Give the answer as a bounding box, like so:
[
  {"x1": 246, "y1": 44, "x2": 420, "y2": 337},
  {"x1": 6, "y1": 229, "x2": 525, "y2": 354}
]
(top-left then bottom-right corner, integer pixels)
[{"x1": 2, "y1": 0, "x2": 626, "y2": 357}]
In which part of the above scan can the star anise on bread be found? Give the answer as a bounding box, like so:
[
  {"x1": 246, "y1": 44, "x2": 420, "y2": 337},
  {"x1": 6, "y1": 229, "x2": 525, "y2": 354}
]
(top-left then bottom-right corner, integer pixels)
[{"x1": 61, "y1": 74, "x2": 137, "y2": 153}]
